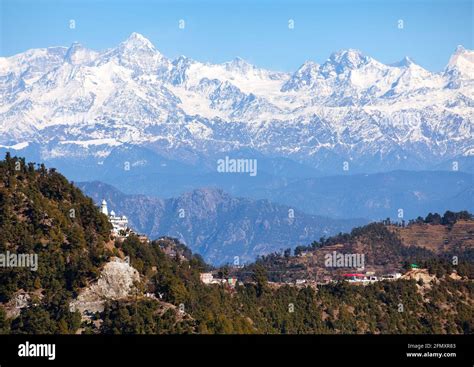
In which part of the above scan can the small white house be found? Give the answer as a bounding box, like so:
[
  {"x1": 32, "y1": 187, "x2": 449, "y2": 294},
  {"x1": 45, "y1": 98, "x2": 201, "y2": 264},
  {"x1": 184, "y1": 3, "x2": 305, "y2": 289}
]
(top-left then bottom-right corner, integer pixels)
[{"x1": 200, "y1": 273, "x2": 214, "y2": 284}]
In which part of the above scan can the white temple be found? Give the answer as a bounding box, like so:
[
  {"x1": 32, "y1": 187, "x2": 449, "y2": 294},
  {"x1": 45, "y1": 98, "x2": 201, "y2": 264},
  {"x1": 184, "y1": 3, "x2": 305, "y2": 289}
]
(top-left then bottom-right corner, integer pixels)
[
  {"x1": 100, "y1": 199, "x2": 108, "y2": 216},
  {"x1": 100, "y1": 199, "x2": 129, "y2": 235}
]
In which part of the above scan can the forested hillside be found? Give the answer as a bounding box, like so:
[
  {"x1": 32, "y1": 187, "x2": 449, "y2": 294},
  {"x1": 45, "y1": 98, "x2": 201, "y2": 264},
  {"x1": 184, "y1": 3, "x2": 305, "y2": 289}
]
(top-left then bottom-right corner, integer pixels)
[
  {"x1": 101, "y1": 235, "x2": 473, "y2": 334},
  {"x1": 0, "y1": 153, "x2": 112, "y2": 333},
  {"x1": 0, "y1": 155, "x2": 472, "y2": 335}
]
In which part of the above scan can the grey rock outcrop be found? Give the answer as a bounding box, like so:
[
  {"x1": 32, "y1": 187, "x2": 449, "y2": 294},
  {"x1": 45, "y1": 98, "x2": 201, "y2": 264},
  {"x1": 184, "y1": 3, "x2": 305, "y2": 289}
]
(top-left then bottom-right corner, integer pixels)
[{"x1": 70, "y1": 257, "x2": 140, "y2": 317}]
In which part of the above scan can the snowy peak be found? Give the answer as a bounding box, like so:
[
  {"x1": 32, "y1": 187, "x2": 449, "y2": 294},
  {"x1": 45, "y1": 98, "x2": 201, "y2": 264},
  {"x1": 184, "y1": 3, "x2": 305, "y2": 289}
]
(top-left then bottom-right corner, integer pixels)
[
  {"x1": 384, "y1": 62, "x2": 437, "y2": 97},
  {"x1": 98, "y1": 32, "x2": 169, "y2": 73},
  {"x1": 120, "y1": 32, "x2": 157, "y2": 52},
  {"x1": 282, "y1": 50, "x2": 383, "y2": 94},
  {"x1": 115, "y1": 32, "x2": 162, "y2": 60},
  {"x1": 0, "y1": 47, "x2": 67, "y2": 77},
  {"x1": 390, "y1": 56, "x2": 415, "y2": 68},
  {"x1": 445, "y1": 45, "x2": 474, "y2": 75},
  {"x1": 322, "y1": 49, "x2": 371, "y2": 74},
  {"x1": 224, "y1": 57, "x2": 254, "y2": 74},
  {"x1": 127, "y1": 32, "x2": 152, "y2": 42},
  {"x1": 121, "y1": 32, "x2": 156, "y2": 51},
  {"x1": 220, "y1": 56, "x2": 282, "y2": 82},
  {"x1": 281, "y1": 60, "x2": 319, "y2": 91},
  {"x1": 168, "y1": 55, "x2": 195, "y2": 85},
  {"x1": 444, "y1": 45, "x2": 474, "y2": 89},
  {"x1": 64, "y1": 42, "x2": 98, "y2": 65},
  {"x1": 332, "y1": 49, "x2": 368, "y2": 65},
  {"x1": 173, "y1": 55, "x2": 194, "y2": 67}
]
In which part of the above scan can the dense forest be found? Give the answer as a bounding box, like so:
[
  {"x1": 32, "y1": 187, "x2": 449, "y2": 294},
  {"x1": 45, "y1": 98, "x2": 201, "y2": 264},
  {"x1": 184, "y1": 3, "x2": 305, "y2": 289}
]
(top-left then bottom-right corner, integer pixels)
[
  {"x1": 0, "y1": 155, "x2": 472, "y2": 334},
  {"x1": 0, "y1": 153, "x2": 112, "y2": 333},
  {"x1": 96, "y1": 234, "x2": 473, "y2": 334}
]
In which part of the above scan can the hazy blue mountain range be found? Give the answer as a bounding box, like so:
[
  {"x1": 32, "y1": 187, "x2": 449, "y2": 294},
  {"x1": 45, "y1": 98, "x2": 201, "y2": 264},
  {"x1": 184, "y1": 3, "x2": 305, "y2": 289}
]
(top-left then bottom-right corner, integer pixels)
[
  {"x1": 78, "y1": 181, "x2": 366, "y2": 265},
  {"x1": 77, "y1": 167, "x2": 473, "y2": 264},
  {"x1": 2, "y1": 139, "x2": 471, "y2": 223},
  {"x1": 60, "y1": 146, "x2": 473, "y2": 221},
  {"x1": 2, "y1": 143, "x2": 472, "y2": 219},
  {"x1": 252, "y1": 170, "x2": 474, "y2": 220}
]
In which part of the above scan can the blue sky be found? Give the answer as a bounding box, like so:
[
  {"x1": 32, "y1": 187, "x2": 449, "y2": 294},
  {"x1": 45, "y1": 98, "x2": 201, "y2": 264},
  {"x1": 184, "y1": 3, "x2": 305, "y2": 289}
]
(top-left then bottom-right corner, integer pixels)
[{"x1": 1, "y1": 0, "x2": 472, "y2": 72}]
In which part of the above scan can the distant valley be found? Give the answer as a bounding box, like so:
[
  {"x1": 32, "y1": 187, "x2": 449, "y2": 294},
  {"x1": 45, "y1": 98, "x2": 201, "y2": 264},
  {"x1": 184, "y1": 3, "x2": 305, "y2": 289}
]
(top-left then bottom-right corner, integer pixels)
[{"x1": 78, "y1": 181, "x2": 366, "y2": 265}]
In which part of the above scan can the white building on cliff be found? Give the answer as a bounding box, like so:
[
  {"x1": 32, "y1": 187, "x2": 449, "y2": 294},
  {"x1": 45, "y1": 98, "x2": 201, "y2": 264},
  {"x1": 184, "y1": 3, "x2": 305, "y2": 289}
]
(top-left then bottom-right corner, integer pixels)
[{"x1": 100, "y1": 199, "x2": 129, "y2": 235}]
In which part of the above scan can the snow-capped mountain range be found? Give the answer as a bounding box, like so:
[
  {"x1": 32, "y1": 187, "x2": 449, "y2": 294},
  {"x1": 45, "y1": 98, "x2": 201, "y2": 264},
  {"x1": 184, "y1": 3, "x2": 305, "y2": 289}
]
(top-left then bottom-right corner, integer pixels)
[{"x1": 0, "y1": 32, "x2": 472, "y2": 171}]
